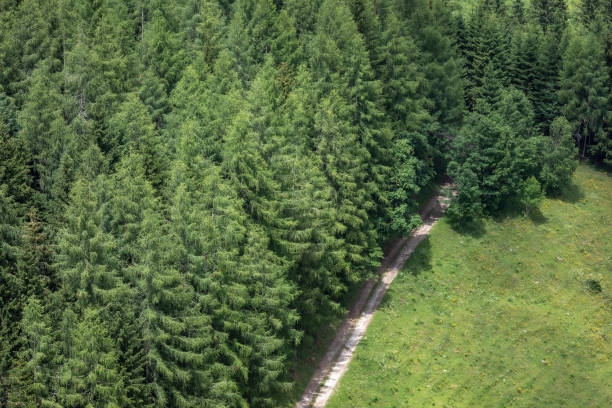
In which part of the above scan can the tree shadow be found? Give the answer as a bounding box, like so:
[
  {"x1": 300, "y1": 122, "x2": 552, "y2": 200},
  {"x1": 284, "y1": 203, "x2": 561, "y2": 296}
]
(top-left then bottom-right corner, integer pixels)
[
  {"x1": 379, "y1": 238, "x2": 433, "y2": 309},
  {"x1": 450, "y1": 218, "x2": 486, "y2": 238},
  {"x1": 404, "y1": 237, "x2": 433, "y2": 278},
  {"x1": 493, "y1": 195, "x2": 548, "y2": 225},
  {"x1": 527, "y1": 206, "x2": 548, "y2": 224},
  {"x1": 555, "y1": 182, "x2": 584, "y2": 204}
]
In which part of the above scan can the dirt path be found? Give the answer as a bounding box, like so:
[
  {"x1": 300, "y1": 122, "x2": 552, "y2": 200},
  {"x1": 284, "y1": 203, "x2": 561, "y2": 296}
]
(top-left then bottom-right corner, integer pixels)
[{"x1": 295, "y1": 185, "x2": 453, "y2": 408}]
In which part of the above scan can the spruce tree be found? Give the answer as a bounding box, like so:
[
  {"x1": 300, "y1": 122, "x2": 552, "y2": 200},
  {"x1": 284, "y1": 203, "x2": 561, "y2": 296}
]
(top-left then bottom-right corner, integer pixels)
[
  {"x1": 533, "y1": 32, "x2": 562, "y2": 133},
  {"x1": 55, "y1": 307, "x2": 127, "y2": 407},
  {"x1": 17, "y1": 61, "x2": 72, "y2": 209},
  {"x1": 531, "y1": 0, "x2": 567, "y2": 32},
  {"x1": 540, "y1": 116, "x2": 578, "y2": 192},
  {"x1": 511, "y1": 25, "x2": 541, "y2": 107},
  {"x1": 449, "y1": 88, "x2": 541, "y2": 218},
  {"x1": 377, "y1": 11, "x2": 433, "y2": 235},
  {"x1": 0, "y1": 119, "x2": 31, "y2": 208},
  {"x1": 56, "y1": 161, "x2": 120, "y2": 307},
  {"x1": 0, "y1": 187, "x2": 22, "y2": 403},
  {"x1": 9, "y1": 297, "x2": 57, "y2": 407},
  {"x1": 308, "y1": 0, "x2": 385, "y2": 274},
  {"x1": 559, "y1": 31, "x2": 610, "y2": 162},
  {"x1": 107, "y1": 94, "x2": 168, "y2": 188}
]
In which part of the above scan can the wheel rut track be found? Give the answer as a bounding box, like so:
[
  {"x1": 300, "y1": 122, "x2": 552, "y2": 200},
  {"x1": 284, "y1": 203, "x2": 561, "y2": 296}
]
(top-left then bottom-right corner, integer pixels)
[{"x1": 296, "y1": 185, "x2": 454, "y2": 408}]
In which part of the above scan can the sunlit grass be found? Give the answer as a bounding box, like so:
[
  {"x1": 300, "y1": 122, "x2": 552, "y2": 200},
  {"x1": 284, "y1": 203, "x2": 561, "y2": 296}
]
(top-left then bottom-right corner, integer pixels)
[{"x1": 328, "y1": 164, "x2": 611, "y2": 407}]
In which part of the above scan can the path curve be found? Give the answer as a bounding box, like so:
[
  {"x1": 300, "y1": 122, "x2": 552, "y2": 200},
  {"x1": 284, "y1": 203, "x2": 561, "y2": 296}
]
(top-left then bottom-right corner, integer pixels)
[{"x1": 296, "y1": 185, "x2": 454, "y2": 408}]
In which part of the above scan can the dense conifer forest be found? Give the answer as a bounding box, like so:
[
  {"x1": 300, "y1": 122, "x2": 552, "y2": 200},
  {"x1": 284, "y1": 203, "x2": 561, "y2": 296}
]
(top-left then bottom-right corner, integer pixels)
[{"x1": 0, "y1": 0, "x2": 610, "y2": 406}]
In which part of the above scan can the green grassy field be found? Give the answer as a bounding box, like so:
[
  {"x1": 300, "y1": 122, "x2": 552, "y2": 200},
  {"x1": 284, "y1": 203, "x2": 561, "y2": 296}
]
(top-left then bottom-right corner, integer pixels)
[{"x1": 327, "y1": 164, "x2": 611, "y2": 408}]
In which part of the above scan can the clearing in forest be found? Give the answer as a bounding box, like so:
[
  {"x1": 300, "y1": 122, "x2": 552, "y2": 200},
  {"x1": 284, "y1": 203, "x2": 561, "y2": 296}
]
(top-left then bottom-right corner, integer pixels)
[{"x1": 327, "y1": 164, "x2": 611, "y2": 408}]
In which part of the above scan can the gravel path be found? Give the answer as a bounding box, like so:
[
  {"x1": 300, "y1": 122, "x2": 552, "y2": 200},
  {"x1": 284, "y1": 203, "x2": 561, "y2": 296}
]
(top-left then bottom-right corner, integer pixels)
[{"x1": 296, "y1": 185, "x2": 453, "y2": 408}]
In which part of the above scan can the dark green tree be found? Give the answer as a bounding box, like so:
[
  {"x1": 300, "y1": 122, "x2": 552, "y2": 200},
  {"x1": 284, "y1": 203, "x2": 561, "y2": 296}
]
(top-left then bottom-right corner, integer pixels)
[
  {"x1": 559, "y1": 31, "x2": 610, "y2": 163},
  {"x1": 0, "y1": 187, "x2": 22, "y2": 403},
  {"x1": 0, "y1": 120, "x2": 31, "y2": 207},
  {"x1": 540, "y1": 116, "x2": 578, "y2": 192}
]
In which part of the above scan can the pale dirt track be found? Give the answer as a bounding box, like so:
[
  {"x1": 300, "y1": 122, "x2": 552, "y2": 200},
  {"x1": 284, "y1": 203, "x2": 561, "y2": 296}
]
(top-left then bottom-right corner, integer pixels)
[{"x1": 296, "y1": 185, "x2": 453, "y2": 408}]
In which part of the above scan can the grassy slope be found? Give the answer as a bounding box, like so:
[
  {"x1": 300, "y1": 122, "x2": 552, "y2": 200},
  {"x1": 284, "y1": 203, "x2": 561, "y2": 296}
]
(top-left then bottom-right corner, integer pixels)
[{"x1": 328, "y1": 164, "x2": 611, "y2": 408}]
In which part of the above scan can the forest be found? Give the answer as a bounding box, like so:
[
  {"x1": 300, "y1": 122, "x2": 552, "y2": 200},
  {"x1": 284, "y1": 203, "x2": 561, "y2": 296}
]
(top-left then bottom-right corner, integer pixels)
[{"x1": 0, "y1": 0, "x2": 610, "y2": 406}]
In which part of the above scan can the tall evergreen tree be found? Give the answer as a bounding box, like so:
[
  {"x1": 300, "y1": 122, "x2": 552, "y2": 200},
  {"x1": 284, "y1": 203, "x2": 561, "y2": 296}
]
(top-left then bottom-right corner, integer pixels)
[
  {"x1": 0, "y1": 187, "x2": 22, "y2": 404},
  {"x1": 308, "y1": 0, "x2": 386, "y2": 274},
  {"x1": 55, "y1": 307, "x2": 127, "y2": 407},
  {"x1": 559, "y1": 31, "x2": 610, "y2": 162},
  {"x1": 0, "y1": 120, "x2": 31, "y2": 207},
  {"x1": 107, "y1": 94, "x2": 168, "y2": 188},
  {"x1": 8, "y1": 297, "x2": 57, "y2": 407},
  {"x1": 540, "y1": 116, "x2": 578, "y2": 192},
  {"x1": 17, "y1": 61, "x2": 73, "y2": 211}
]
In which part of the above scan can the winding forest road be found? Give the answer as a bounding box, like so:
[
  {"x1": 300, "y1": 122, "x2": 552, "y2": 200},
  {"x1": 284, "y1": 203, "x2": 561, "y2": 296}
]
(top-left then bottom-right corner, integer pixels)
[{"x1": 296, "y1": 185, "x2": 454, "y2": 408}]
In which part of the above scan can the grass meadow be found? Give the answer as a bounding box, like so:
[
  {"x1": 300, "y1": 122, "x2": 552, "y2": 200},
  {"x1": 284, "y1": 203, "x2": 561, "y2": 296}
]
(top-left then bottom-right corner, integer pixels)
[{"x1": 327, "y1": 164, "x2": 611, "y2": 408}]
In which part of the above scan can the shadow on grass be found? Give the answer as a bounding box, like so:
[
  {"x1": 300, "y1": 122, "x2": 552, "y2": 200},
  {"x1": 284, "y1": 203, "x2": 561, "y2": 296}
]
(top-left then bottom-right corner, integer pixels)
[
  {"x1": 527, "y1": 207, "x2": 548, "y2": 224},
  {"x1": 450, "y1": 218, "x2": 486, "y2": 238},
  {"x1": 405, "y1": 237, "x2": 433, "y2": 278},
  {"x1": 492, "y1": 195, "x2": 549, "y2": 225},
  {"x1": 556, "y1": 182, "x2": 584, "y2": 203},
  {"x1": 380, "y1": 238, "x2": 433, "y2": 309}
]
